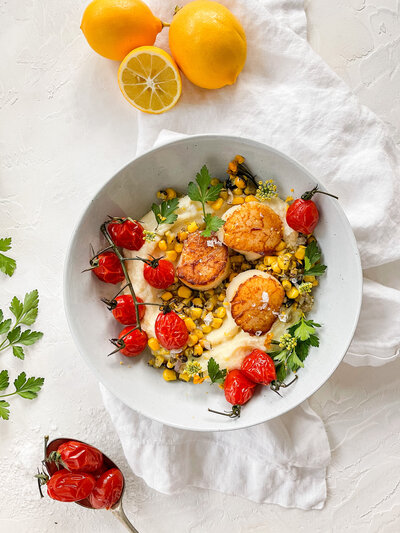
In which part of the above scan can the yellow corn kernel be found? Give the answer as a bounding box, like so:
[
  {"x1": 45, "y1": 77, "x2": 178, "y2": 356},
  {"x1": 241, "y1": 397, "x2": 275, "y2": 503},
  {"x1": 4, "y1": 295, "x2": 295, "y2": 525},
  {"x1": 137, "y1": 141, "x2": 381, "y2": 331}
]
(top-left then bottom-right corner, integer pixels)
[
  {"x1": 188, "y1": 334, "x2": 199, "y2": 347},
  {"x1": 277, "y1": 254, "x2": 292, "y2": 271},
  {"x1": 148, "y1": 358, "x2": 155, "y2": 367},
  {"x1": 287, "y1": 287, "x2": 300, "y2": 299},
  {"x1": 229, "y1": 272, "x2": 238, "y2": 281},
  {"x1": 235, "y1": 155, "x2": 245, "y2": 164},
  {"x1": 233, "y1": 187, "x2": 243, "y2": 196},
  {"x1": 193, "y1": 328, "x2": 204, "y2": 339},
  {"x1": 161, "y1": 291, "x2": 173, "y2": 301},
  {"x1": 179, "y1": 372, "x2": 190, "y2": 382},
  {"x1": 199, "y1": 338, "x2": 209, "y2": 349},
  {"x1": 190, "y1": 307, "x2": 202, "y2": 320},
  {"x1": 201, "y1": 324, "x2": 212, "y2": 334},
  {"x1": 165, "y1": 231, "x2": 176, "y2": 244},
  {"x1": 158, "y1": 240, "x2": 167, "y2": 251},
  {"x1": 307, "y1": 235, "x2": 316, "y2": 243},
  {"x1": 163, "y1": 369, "x2": 177, "y2": 381},
  {"x1": 165, "y1": 250, "x2": 177, "y2": 262},
  {"x1": 177, "y1": 286, "x2": 192, "y2": 299},
  {"x1": 271, "y1": 261, "x2": 281, "y2": 274},
  {"x1": 230, "y1": 255, "x2": 244, "y2": 264},
  {"x1": 281, "y1": 280, "x2": 292, "y2": 291},
  {"x1": 157, "y1": 190, "x2": 168, "y2": 200},
  {"x1": 187, "y1": 221, "x2": 198, "y2": 233},
  {"x1": 232, "y1": 197, "x2": 244, "y2": 205},
  {"x1": 294, "y1": 246, "x2": 306, "y2": 260},
  {"x1": 204, "y1": 298, "x2": 216, "y2": 311},
  {"x1": 166, "y1": 360, "x2": 175, "y2": 369},
  {"x1": 210, "y1": 178, "x2": 220, "y2": 186},
  {"x1": 192, "y1": 297, "x2": 203, "y2": 307},
  {"x1": 148, "y1": 337, "x2": 160, "y2": 351},
  {"x1": 174, "y1": 243, "x2": 183, "y2": 253},
  {"x1": 184, "y1": 317, "x2": 196, "y2": 332},
  {"x1": 244, "y1": 186, "x2": 253, "y2": 195},
  {"x1": 241, "y1": 262, "x2": 251, "y2": 271},
  {"x1": 211, "y1": 318, "x2": 223, "y2": 329},
  {"x1": 245, "y1": 195, "x2": 258, "y2": 202},
  {"x1": 154, "y1": 355, "x2": 165, "y2": 368},
  {"x1": 263, "y1": 256, "x2": 276, "y2": 266},
  {"x1": 218, "y1": 293, "x2": 226, "y2": 301},
  {"x1": 234, "y1": 177, "x2": 246, "y2": 189},
  {"x1": 256, "y1": 263, "x2": 267, "y2": 271},
  {"x1": 312, "y1": 280, "x2": 319, "y2": 287},
  {"x1": 303, "y1": 275, "x2": 316, "y2": 282},
  {"x1": 275, "y1": 240, "x2": 287, "y2": 252},
  {"x1": 219, "y1": 190, "x2": 228, "y2": 200},
  {"x1": 178, "y1": 231, "x2": 188, "y2": 242},
  {"x1": 165, "y1": 188, "x2": 177, "y2": 200},
  {"x1": 211, "y1": 197, "x2": 224, "y2": 211},
  {"x1": 193, "y1": 375, "x2": 205, "y2": 384},
  {"x1": 214, "y1": 307, "x2": 226, "y2": 319},
  {"x1": 194, "y1": 344, "x2": 203, "y2": 356}
]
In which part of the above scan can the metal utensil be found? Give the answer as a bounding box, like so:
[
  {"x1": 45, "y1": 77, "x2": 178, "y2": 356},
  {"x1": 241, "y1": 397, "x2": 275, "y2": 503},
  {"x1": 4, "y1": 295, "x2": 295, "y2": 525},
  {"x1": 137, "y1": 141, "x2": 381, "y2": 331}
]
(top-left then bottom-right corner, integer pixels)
[{"x1": 43, "y1": 437, "x2": 138, "y2": 533}]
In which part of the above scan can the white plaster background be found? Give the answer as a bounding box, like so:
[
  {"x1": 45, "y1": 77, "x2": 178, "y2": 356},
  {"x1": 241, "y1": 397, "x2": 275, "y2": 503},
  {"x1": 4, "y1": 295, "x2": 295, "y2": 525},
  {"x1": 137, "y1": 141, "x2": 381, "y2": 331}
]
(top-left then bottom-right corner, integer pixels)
[{"x1": 1, "y1": 1, "x2": 400, "y2": 532}]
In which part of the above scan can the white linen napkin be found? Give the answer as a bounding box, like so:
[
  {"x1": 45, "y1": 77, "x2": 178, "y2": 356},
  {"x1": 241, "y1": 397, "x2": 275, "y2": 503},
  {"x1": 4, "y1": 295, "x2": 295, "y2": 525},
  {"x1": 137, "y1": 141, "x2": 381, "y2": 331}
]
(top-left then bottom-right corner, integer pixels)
[{"x1": 101, "y1": 0, "x2": 400, "y2": 510}]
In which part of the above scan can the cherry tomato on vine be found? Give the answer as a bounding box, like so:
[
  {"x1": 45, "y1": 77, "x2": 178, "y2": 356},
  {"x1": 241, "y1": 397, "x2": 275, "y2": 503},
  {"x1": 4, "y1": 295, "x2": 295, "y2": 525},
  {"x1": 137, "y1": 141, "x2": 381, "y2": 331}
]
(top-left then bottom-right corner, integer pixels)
[
  {"x1": 286, "y1": 186, "x2": 338, "y2": 235},
  {"x1": 155, "y1": 310, "x2": 188, "y2": 350},
  {"x1": 108, "y1": 218, "x2": 145, "y2": 251},
  {"x1": 46, "y1": 470, "x2": 96, "y2": 502},
  {"x1": 104, "y1": 294, "x2": 146, "y2": 326},
  {"x1": 143, "y1": 257, "x2": 174, "y2": 290},
  {"x1": 91, "y1": 252, "x2": 125, "y2": 284},
  {"x1": 118, "y1": 326, "x2": 148, "y2": 356},
  {"x1": 49, "y1": 441, "x2": 103, "y2": 472},
  {"x1": 88, "y1": 468, "x2": 124, "y2": 510},
  {"x1": 224, "y1": 369, "x2": 257, "y2": 406},
  {"x1": 241, "y1": 349, "x2": 276, "y2": 385}
]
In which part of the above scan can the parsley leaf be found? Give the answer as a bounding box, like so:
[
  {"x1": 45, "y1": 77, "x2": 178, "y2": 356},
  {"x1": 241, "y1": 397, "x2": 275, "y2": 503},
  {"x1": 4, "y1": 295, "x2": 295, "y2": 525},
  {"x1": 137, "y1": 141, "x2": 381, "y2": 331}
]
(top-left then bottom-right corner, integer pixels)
[
  {"x1": 0, "y1": 237, "x2": 16, "y2": 277},
  {"x1": 202, "y1": 214, "x2": 225, "y2": 237},
  {"x1": 0, "y1": 401, "x2": 10, "y2": 420},
  {"x1": 207, "y1": 357, "x2": 227, "y2": 384},
  {"x1": 0, "y1": 319, "x2": 12, "y2": 335},
  {"x1": 0, "y1": 370, "x2": 9, "y2": 391},
  {"x1": 304, "y1": 241, "x2": 327, "y2": 276},
  {"x1": 13, "y1": 372, "x2": 44, "y2": 399},
  {"x1": 10, "y1": 296, "x2": 23, "y2": 321},
  {"x1": 12, "y1": 346, "x2": 24, "y2": 360},
  {"x1": 290, "y1": 317, "x2": 321, "y2": 341},
  {"x1": 151, "y1": 198, "x2": 179, "y2": 228},
  {"x1": 304, "y1": 264, "x2": 327, "y2": 276}
]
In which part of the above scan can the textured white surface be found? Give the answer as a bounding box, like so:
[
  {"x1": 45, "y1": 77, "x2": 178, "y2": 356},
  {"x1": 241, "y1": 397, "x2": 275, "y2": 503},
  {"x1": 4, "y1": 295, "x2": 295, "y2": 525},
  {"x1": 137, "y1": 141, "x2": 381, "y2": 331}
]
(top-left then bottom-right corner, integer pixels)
[{"x1": 1, "y1": 1, "x2": 400, "y2": 532}]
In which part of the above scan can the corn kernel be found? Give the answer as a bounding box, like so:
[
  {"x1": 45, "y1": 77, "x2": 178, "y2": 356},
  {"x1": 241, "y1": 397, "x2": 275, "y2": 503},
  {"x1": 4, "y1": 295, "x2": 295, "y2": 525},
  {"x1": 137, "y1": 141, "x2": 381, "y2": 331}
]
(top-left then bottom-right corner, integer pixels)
[
  {"x1": 312, "y1": 280, "x2": 319, "y2": 287},
  {"x1": 307, "y1": 235, "x2": 316, "y2": 243},
  {"x1": 148, "y1": 358, "x2": 155, "y2": 367},
  {"x1": 214, "y1": 307, "x2": 226, "y2": 319},
  {"x1": 184, "y1": 317, "x2": 196, "y2": 332},
  {"x1": 235, "y1": 155, "x2": 245, "y2": 164},
  {"x1": 165, "y1": 188, "x2": 177, "y2": 200},
  {"x1": 161, "y1": 291, "x2": 173, "y2": 301},
  {"x1": 157, "y1": 190, "x2": 168, "y2": 200},
  {"x1": 218, "y1": 293, "x2": 226, "y2": 301},
  {"x1": 179, "y1": 372, "x2": 190, "y2": 382},
  {"x1": 233, "y1": 187, "x2": 243, "y2": 196},
  {"x1": 158, "y1": 240, "x2": 167, "y2": 251},
  {"x1": 165, "y1": 250, "x2": 177, "y2": 262},
  {"x1": 210, "y1": 178, "x2": 220, "y2": 186},
  {"x1": 228, "y1": 161, "x2": 238, "y2": 172},
  {"x1": 281, "y1": 280, "x2": 292, "y2": 291},
  {"x1": 244, "y1": 186, "x2": 253, "y2": 195},
  {"x1": 201, "y1": 324, "x2": 212, "y2": 334},
  {"x1": 193, "y1": 375, "x2": 205, "y2": 384},
  {"x1": 219, "y1": 190, "x2": 228, "y2": 200},
  {"x1": 187, "y1": 221, "x2": 198, "y2": 233},
  {"x1": 148, "y1": 338, "x2": 160, "y2": 351},
  {"x1": 163, "y1": 368, "x2": 177, "y2": 381},
  {"x1": 212, "y1": 318, "x2": 223, "y2": 329},
  {"x1": 194, "y1": 344, "x2": 203, "y2": 356},
  {"x1": 241, "y1": 262, "x2": 251, "y2": 270},
  {"x1": 271, "y1": 261, "x2": 281, "y2": 274},
  {"x1": 232, "y1": 197, "x2": 244, "y2": 205},
  {"x1": 154, "y1": 355, "x2": 165, "y2": 368},
  {"x1": 190, "y1": 307, "x2": 202, "y2": 320},
  {"x1": 287, "y1": 287, "x2": 300, "y2": 299},
  {"x1": 303, "y1": 275, "x2": 316, "y2": 282},
  {"x1": 199, "y1": 338, "x2": 209, "y2": 348},
  {"x1": 294, "y1": 246, "x2": 306, "y2": 260},
  {"x1": 177, "y1": 286, "x2": 192, "y2": 299},
  {"x1": 174, "y1": 243, "x2": 183, "y2": 253},
  {"x1": 166, "y1": 360, "x2": 175, "y2": 369},
  {"x1": 191, "y1": 298, "x2": 202, "y2": 307},
  {"x1": 211, "y1": 197, "x2": 224, "y2": 211},
  {"x1": 178, "y1": 231, "x2": 188, "y2": 242},
  {"x1": 204, "y1": 299, "x2": 215, "y2": 311},
  {"x1": 229, "y1": 272, "x2": 238, "y2": 281},
  {"x1": 263, "y1": 256, "x2": 276, "y2": 266},
  {"x1": 256, "y1": 263, "x2": 267, "y2": 271},
  {"x1": 245, "y1": 195, "x2": 258, "y2": 202},
  {"x1": 275, "y1": 241, "x2": 287, "y2": 252},
  {"x1": 277, "y1": 254, "x2": 291, "y2": 271},
  {"x1": 188, "y1": 334, "x2": 199, "y2": 347},
  {"x1": 234, "y1": 177, "x2": 246, "y2": 189},
  {"x1": 165, "y1": 231, "x2": 175, "y2": 245},
  {"x1": 194, "y1": 328, "x2": 204, "y2": 339},
  {"x1": 230, "y1": 255, "x2": 244, "y2": 264}
]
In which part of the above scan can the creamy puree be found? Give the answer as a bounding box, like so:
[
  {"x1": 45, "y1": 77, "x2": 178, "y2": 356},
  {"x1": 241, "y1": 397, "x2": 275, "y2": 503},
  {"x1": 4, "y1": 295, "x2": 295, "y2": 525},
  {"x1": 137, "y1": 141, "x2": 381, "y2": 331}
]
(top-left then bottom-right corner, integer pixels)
[{"x1": 124, "y1": 195, "x2": 299, "y2": 371}]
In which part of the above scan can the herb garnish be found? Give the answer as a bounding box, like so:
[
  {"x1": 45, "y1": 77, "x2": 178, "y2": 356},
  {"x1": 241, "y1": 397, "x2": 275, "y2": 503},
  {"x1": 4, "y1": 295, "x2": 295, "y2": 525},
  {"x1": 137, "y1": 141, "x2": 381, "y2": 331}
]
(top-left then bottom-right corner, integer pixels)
[
  {"x1": 0, "y1": 238, "x2": 16, "y2": 277},
  {"x1": 304, "y1": 241, "x2": 327, "y2": 276},
  {"x1": 188, "y1": 165, "x2": 225, "y2": 237},
  {"x1": 207, "y1": 357, "x2": 227, "y2": 384},
  {"x1": 151, "y1": 198, "x2": 179, "y2": 228},
  {"x1": 0, "y1": 371, "x2": 44, "y2": 420}
]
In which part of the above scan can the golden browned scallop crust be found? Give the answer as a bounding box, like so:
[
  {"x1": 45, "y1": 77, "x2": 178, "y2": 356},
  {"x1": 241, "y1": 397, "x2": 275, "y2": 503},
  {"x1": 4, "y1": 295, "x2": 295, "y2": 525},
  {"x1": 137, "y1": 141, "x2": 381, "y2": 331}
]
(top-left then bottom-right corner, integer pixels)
[
  {"x1": 230, "y1": 274, "x2": 285, "y2": 335},
  {"x1": 177, "y1": 231, "x2": 230, "y2": 290},
  {"x1": 223, "y1": 202, "x2": 283, "y2": 255}
]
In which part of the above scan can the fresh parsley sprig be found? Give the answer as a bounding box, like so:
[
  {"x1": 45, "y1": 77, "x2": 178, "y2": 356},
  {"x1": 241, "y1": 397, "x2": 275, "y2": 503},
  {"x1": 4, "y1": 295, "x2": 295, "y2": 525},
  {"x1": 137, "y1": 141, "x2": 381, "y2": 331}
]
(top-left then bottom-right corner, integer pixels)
[
  {"x1": 207, "y1": 357, "x2": 227, "y2": 384},
  {"x1": 0, "y1": 370, "x2": 44, "y2": 420},
  {"x1": 151, "y1": 197, "x2": 179, "y2": 229},
  {"x1": 0, "y1": 290, "x2": 43, "y2": 359},
  {"x1": 188, "y1": 166, "x2": 225, "y2": 237},
  {"x1": 304, "y1": 241, "x2": 327, "y2": 276},
  {"x1": 0, "y1": 238, "x2": 16, "y2": 277}
]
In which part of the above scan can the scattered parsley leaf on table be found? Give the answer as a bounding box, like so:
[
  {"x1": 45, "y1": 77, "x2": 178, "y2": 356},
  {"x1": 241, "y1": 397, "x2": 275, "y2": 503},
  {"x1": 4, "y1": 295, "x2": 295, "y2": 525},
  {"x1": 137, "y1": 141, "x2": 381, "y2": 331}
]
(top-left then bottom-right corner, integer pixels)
[
  {"x1": 207, "y1": 357, "x2": 227, "y2": 384},
  {"x1": 0, "y1": 238, "x2": 16, "y2": 277},
  {"x1": 151, "y1": 197, "x2": 179, "y2": 228},
  {"x1": 0, "y1": 371, "x2": 45, "y2": 419},
  {"x1": 304, "y1": 241, "x2": 327, "y2": 276}
]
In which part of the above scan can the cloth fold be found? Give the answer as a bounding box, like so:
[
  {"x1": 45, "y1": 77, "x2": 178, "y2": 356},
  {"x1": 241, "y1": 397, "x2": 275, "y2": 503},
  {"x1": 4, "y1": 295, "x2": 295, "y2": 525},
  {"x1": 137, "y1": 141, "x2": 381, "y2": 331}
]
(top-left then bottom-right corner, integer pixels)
[{"x1": 101, "y1": 0, "x2": 400, "y2": 510}]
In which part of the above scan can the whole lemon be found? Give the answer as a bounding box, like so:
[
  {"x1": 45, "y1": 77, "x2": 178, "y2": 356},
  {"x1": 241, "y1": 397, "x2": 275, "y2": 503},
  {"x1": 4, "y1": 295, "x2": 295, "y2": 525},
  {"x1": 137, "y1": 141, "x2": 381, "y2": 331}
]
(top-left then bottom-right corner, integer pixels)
[
  {"x1": 81, "y1": 0, "x2": 163, "y2": 61},
  {"x1": 169, "y1": 0, "x2": 247, "y2": 89}
]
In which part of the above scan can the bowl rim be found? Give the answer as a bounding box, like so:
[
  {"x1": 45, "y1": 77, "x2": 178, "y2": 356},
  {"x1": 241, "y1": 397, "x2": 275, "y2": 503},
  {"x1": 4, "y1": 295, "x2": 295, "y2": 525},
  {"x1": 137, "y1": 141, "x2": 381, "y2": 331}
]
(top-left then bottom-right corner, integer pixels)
[{"x1": 63, "y1": 133, "x2": 363, "y2": 432}]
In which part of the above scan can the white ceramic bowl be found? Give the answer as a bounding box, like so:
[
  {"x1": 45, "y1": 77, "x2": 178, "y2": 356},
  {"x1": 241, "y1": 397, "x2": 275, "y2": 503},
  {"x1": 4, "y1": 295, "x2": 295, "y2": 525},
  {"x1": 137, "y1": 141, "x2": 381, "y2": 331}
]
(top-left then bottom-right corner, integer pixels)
[{"x1": 64, "y1": 135, "x2": 362, "y2": 432}]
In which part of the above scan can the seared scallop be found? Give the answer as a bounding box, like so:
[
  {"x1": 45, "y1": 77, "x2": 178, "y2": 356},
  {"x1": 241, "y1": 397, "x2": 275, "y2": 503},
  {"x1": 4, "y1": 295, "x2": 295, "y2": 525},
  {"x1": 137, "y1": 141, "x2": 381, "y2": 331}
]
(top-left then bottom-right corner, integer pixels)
[
  {"x1": 227, "y1": 270, "x2": 285, "y2": 336},
  {"x1": 177, "y1": 231, "x2": 230, "y2": 291},
  {"x1": 218, "y1": 202, "x2": 283, "y2": 258}
]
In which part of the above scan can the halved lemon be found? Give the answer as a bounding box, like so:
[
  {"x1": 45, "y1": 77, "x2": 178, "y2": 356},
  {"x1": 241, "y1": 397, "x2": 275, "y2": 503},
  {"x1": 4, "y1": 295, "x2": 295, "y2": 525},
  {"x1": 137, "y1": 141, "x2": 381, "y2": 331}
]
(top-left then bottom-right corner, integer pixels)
[{"x1": 118, "y1": 46, "x2": 182, "y2": 114}]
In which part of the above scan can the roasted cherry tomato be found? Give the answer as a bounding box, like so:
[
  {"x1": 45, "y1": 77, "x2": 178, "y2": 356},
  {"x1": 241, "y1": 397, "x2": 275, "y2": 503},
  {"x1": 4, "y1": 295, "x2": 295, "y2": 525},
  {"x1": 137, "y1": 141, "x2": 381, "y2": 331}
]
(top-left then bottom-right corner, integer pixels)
[
  {"x1": 50, "y1": 441, "x2": 103, "y2": 472},
  {"x1": 155, "y1": 310, "x2": 188, "y2": 350},
  {"x1": 286, "y1": 186, "x2": 338, "y2": 235},
  {"x1": 241, "y1": 349, "x2": 276, "y2": 385},
  {"x1": 88, "y1": 468, "x2": 124, "y2": 510},
  {"x1": 118, "y1": 326, "x2": 148, "y2": 356},
  {"x1": 104, "y1": 294, "x2": 146, "y2": 326},
  {"x1": 46, "y1": 469, "x2": 96, "y2": 502},
  {"x1": 224, "y1": 369, "x2": 257, "y2": 406},
  {"x1": 108, "y1": 218, "x2": 145, "y2": 251},
  {"x1": 91, "y1": 252, "x2": 125, "y2": 284},
  {"x1": 143, "y1": 257, "x2": 174, "y2": 290}
]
